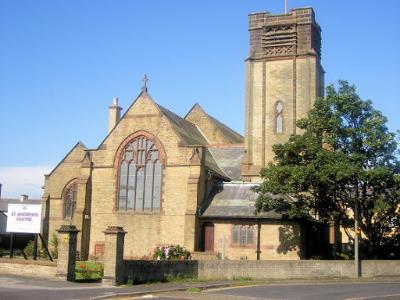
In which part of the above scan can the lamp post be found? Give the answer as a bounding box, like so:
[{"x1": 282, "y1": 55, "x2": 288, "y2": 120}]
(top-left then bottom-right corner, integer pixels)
[{"x1": 354, "y1": 196, "x2": 361, "y2": 277}]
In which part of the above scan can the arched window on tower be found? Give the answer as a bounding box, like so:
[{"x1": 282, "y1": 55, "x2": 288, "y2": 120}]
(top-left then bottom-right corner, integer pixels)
[
  {"x1": 117, "y1": 135, "x2": 163, "y2": 212},
  {"x1": 275, "y1": 101, "x2": 283, "y2": 134},
  {"x1": 63, "y1": 182, "x2": 77, "y2": 219}
]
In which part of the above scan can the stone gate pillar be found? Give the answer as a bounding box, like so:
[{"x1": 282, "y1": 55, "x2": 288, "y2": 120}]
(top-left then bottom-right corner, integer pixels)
[
  {"x1": 57, "y1": 225, "x2": 79, "y2": 281},
  {"x1": 103, "y1": 226, "x2": 126, "y2": 285}
]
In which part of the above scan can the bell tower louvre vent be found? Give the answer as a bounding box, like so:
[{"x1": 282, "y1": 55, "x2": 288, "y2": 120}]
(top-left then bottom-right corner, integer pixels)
[{"x1": 262, "y1": 24, "x2": 297, "y2": 57}]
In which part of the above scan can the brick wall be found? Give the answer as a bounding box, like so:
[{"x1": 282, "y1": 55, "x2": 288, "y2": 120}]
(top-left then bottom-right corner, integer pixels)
[
  {"x1": 119, "y1": 260, "x2": 400, "y2": 283},
  {"x1": 123, "y1": 260, "x2": 198, "y2": 283}
]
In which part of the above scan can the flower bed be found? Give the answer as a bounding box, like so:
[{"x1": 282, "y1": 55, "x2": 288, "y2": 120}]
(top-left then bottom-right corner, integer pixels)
[{"x1": 153, "y1": 245, "x2": 191, "y2": 260}]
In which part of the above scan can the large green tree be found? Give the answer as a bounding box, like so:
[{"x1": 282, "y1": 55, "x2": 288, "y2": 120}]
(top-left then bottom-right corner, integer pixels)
[{"x1": 254, "y1": 81, "x2": 400, "y2": 258}]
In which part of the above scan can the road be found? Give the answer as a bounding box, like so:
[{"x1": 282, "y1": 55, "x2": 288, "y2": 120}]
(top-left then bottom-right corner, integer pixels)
[
  {"x1": 138, "y1": 280, "x2": 400, "y2": 300},
  {"x1": 1, "y1": 275, "x2": 400, "y2": 300},
  {"x1": 204, "y1": 281, "x2": 400, "y2": 300},
  {"x1": 0, "y1": 275, "x2": 229, "y2": 300}
]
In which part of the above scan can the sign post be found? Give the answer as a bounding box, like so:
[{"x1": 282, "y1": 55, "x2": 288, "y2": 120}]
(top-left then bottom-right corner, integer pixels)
[
  {"x1": 6, "y1": 203, "x2": 43, "y2": 259},
  {"x1": 6, "y1": 203, "x2": 42, "y2": 234}
]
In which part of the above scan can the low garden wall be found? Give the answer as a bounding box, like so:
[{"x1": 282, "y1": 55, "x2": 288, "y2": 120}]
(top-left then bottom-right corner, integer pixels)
[
  {"x1": 121, "y1": 260, "x2": 400, "y2": 283},
  {"x1": 123, "y1": 260, "x2": 198, "y2": 283},
  {"x1": 0, "y1": 258, "x2": 57, "y2": 280}
]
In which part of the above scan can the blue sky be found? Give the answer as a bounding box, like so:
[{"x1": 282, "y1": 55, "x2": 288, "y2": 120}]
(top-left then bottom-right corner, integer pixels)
[{"x1": 0, "y1": 0, "x2": 399, "y2": 197}]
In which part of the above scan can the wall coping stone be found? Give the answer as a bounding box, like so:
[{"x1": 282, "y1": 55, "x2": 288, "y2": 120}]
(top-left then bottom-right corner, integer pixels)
[
  {"x1": 103, "y1": 226, "x2": 127, "y2": 234},
  {"x1": 57, "y1": 224, "x2": 80, "y2": 233}
]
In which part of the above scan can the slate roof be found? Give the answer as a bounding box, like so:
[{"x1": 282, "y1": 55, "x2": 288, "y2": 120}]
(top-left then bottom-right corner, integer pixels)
[
  {"x1": 200, "y1": 182, "x2": 290, "y2": 220},
  {"x1": 208, "y1": 145, "x2": 244, "y2": 180},
  {"x1": 0, "y1": 198, "x2": 42, "y2": 212},
  {"x1": 185, "y1": 103, "x2": 244, "y2": 145},
  {"x1": 156, "y1": 103, "x2": 209, "y2": 146},
  {"x1": 205, "y1": 110, "x2": 244, "y2": 144},
  {"x1": 154, "y1": 103, "x2": 230, "y2": 180},
  {"x1": 204, "y1": 148, "x2": 230, "y2": 180}
]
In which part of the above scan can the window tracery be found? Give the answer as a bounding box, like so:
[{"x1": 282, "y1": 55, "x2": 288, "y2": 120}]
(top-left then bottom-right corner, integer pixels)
[
  {"x1": 63, "y1": 182, "x2": 77, "y2": 219},
  {"x1": 275, "y1": 101, "x2": 283, "y2": 134},
  {"x1": 118, "y1": 135, "x2": 163, "y2": 212},
  {"x1": 232, "y1": 225, "x2": 255, "y2": 246}
]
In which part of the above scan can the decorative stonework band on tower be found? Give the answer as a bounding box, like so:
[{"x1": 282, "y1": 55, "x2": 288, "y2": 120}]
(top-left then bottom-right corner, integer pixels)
[
  {"x1": 103, "y1": 226, "x2": 127, "y2": 285},
  {"x1": 56, "y1": 225, "x2": 80, "y2": 282}
]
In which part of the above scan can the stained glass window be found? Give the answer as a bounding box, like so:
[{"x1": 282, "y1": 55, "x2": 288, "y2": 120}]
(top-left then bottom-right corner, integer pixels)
[
  {"x1": 64, "y1": 182, "x2": 77, "y2": 219},
  {"x1": 276, "y1": 101, "x2": 283, "y2": 134},
  {"x1": 118, "y1": 136, "x2": 163, "y2": 212}
]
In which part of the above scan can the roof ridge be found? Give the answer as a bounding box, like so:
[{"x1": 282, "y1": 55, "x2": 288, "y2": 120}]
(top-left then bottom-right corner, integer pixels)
[
  {"x1": 205, "y1": 112, "x2": 244, "y2": 141},
  {"x1": 156, "y1": 103, "x2": 209, "y2": 146},
  {"x1": 156, "y1": 103, "x2": 196, "y2": 128},
  {"x1": 184, "y1": 102, "x2": 243, "y2": 143}
]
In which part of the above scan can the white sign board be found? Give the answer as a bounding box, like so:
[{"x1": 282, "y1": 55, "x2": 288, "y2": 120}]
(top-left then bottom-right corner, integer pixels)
[{"x1": 6, "y1": 204, "x2": 42, "y2": 233}]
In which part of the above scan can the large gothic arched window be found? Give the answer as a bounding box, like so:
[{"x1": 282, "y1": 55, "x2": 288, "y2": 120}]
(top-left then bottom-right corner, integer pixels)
[
  {"x1": 117, "y1": 135, "x2": 163, "y2": 212},
  {"x1": 275, "y1": 101, "x2": 283, "y2": 134},
  {"x1": 63, "y1": 182, "x2": 77, "y2": 219}
]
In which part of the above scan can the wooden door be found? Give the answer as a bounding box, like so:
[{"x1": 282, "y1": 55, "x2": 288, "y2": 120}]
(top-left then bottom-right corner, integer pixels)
[{"x1": 204, "y1": 223, "x2": 214, "y2": 252}]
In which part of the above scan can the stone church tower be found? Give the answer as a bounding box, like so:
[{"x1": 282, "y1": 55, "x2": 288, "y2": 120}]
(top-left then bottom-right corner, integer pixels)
[{"x1": 242, "y1": 8, "x2": 324, "y2": 181}]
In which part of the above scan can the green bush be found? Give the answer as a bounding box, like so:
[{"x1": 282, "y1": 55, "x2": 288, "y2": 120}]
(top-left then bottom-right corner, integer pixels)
[
  {"x1": 50, "y1": 234, "x2": 58, "y2": 259},
  {"x1": 23, "y1": 240, "x2": 35, "y2": 257},
  {"x1": 152, "y1": 245, "x2": 191, "y2": 260}
]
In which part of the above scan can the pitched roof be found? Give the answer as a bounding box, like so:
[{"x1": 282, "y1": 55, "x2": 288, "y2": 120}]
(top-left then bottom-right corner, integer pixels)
[
  {"x1": 185, "y1": 103, "x2": 244, "y2": 145},
  {"x1": 208, "y1": 145, "x2": 244, "y2": 180},
  {"x1": 97, "y1": 91, "x2": 209, "y2": 149},
  {"x1": 200, "y1": 182, "x2": 290, "y2": 220},
  {"x1": 203, "y1": 148, "x2": 230, "y2": 180},
  {"x1": 156, "y1": 103, "x2": 209, "y2": 146}
]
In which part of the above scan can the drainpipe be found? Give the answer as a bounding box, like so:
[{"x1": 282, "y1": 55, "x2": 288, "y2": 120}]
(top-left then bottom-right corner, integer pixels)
[{"x1": 256, "y1": 219, "x2": 261, "y2": 260}]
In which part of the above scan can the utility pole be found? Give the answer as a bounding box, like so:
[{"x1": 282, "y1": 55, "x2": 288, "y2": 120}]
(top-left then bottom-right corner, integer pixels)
[
  {"x1": 354, "y1": 189, "x2": 361, "y2": 277},
  {"x1": 285, "y1": 0, "x2": 288, "y2": 14}
]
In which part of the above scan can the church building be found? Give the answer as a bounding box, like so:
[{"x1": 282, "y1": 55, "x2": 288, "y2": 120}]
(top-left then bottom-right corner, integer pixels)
[{"x1": 42, "y1": 7, "x2": 326, "y2": 261}]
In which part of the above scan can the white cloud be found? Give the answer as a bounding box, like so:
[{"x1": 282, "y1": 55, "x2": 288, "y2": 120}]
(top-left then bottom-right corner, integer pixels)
[{"x1": 0, "y1": 166, "x2": 53, "y2": 199}]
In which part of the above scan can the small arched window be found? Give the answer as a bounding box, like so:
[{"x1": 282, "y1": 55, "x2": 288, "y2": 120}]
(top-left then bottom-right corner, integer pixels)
[
  {"x1": 275, "y1": 101, "x2": 283, "y2": 134},
  {"x1": 63, "y1": 182, "x2": 77, "y2": 219},
  {"x1": 117, "y1": 135, "x2": 163, "y2": 212}
]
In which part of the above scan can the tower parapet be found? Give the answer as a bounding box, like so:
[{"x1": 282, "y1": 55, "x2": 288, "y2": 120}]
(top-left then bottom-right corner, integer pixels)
[
  {"x1": 248, "y1": 8, "x2": 321, "y2": 60},
  {"x1": 242, "y1": 7, "x2": 324, "y2": 181}
]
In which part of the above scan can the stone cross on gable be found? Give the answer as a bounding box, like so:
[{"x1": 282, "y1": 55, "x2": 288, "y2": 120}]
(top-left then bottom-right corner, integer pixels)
[{"x1": 142, "y1": 74, "x2": 149, "y2": 92}]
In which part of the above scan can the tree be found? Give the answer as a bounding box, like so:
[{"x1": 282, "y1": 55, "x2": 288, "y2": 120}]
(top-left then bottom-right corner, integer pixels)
[{"x1": 254, "y1": 81, "x2": 400, "y2": 258}]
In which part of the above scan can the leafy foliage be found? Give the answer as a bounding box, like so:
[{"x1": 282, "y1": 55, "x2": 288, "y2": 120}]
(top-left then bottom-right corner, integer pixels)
[
  {"x1": 50, "y1": 234, "x2": 58, "y2": 259},
  {"x1": 153, "y1": 244, "x2": 191, "y2": 260},
  {"x1": 254, "y1": 81, "x2": 400, "y2": 258},
  {"x1": 75, "y1": 261, "x2": 103, "y2": 281}
]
